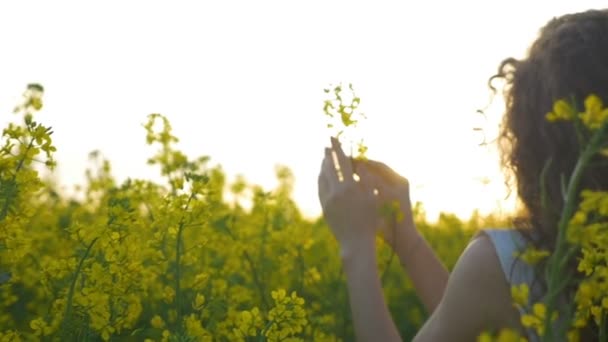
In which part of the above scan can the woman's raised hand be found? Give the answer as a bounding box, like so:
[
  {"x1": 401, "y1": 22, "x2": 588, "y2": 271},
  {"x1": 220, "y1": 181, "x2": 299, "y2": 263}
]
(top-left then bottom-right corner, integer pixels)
[
  {"x1": 317, "y1": 137, "x2": 417, "y2": 255},
  {"x1": 318, "y1": 138, "x2": 379, "y2": 253}
]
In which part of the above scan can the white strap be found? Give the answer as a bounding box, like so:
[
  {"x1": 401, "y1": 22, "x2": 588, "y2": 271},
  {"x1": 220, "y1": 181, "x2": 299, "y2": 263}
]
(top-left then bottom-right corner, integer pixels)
[{"x1": 482, "y1": 229, "x2": 540, "y2": 341}]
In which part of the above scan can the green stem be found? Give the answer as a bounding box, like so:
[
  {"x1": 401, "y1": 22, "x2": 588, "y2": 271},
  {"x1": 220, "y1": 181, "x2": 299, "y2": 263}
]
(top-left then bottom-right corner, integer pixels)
[
  {"x1": 175, "y1": 193, "x2": 194, "y2": 332},
  {"x1": 243, "y1": 250, "x2": 270, "y2": 311},
  {"x1": 258, "y1": 319, "x2": 275, "y2": 342},
  {"x1": 224, "y1": 214, "x2": 270, "y2": 310},
  {"x1": 380, "y1": 249, "x2": 395, "y2": 285},
  {"x1": 61, "y1": 237, "x2": 98, "y2": 340},
  {"x1": 600, "y1": 312, "x2": 607, "y2": 342},
  {"x1": 0, "y1": 137, "x2": 35, "y2": 221},
  {"x1": 295, "y1": 248, "x2": 306, "y2": 296}
]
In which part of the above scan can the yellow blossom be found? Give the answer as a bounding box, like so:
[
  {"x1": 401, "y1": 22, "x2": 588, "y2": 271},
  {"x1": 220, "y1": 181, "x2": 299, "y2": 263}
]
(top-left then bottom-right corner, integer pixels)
[
  {"x1": 511, "y1": 284, "x2": 529, "y2": 308},
  {"x1": 496, "y1": 329, "x2": 527, "y2": 342},
  {"x1": 193, "y1": 293, "x2": 205, "y2": 310},
  {"x1": 514, "y1": 247, "x2": 550, "y2": 265},
  {"x1": 477, "y1": 332, "x2": 492, "y2": 342},
  {"x1": 546, "y1": 99, "x2": 576, "y2": 122},
  {"x1": 579, "y1": 94, "x2": 608, "y2": 129},
  {"x1": 184, "y1": 314, "x2": 211, "y2": 340},
  {"x1": 567, "y1": 329, "x2": 580, "y2": 342},
  {"x1": 151, "y1": 315, "x2": 165, "y2": 329},
  {"x1": 521, "y1": 303, "x2": 556, "y2": 337},
  {"x1": 477, "y1": 329, "x2": 526, "y2": 342}
]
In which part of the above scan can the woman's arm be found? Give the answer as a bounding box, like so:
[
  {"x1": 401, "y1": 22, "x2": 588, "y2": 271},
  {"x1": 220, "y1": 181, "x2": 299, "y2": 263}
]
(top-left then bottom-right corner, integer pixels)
[
  {"x1": 340, "y1": 239, "x2": 402, "y2": 342},
  {"x1": 318, "y1": 139, "x2": 508, "y2": 341},
  {"x1": 356, "y1": 159, "x2": 449, "y2": 313},
  {"x1": 393, "y1": 222, "x2": 449, "y2": 314},
  {"x1": 412, "y1": 234, "x2": 523, "y2": 341},
  {"x1": 318, "y1": 139, "x2": 403, "y2": 341},
  {"x1": 337, "y1": 222, "x2": 521, "y2": 342}
]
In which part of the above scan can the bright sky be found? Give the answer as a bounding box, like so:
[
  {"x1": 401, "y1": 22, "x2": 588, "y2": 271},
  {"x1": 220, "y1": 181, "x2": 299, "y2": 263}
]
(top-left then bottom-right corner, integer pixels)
[{"x1": 1, "y1": 1, "x2": 605, "y2": 221}]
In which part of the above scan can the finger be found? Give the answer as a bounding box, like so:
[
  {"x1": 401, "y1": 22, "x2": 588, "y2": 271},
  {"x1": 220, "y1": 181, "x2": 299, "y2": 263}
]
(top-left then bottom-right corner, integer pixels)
[
  {"x1": 330, "y1": 137, "x2": 354, "y2": 182},
  {"x1": 354, "y1": 158, "x2": 407, "y2": 186},
  {"x1": 319, "y1": 150, "x2": 338, "y2": 206},
  {"x1": 322, "y1": 147, "x2": 340, "y2": 184},
  {"x1": 318, "y1": 172, "x2": 329, "y2": 204}
]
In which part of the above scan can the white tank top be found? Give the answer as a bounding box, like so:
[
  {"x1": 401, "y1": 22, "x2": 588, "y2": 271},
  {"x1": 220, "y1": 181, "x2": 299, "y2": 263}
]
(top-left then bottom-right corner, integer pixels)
[{"x1": 483, "y1": 228, "x2": 540, "y2": 341}]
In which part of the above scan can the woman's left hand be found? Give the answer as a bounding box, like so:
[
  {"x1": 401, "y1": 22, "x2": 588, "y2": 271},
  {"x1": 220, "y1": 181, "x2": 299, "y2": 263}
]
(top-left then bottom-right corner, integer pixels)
[{"x1": 317, "y1": 137, "x2": 381, "y2": 255}]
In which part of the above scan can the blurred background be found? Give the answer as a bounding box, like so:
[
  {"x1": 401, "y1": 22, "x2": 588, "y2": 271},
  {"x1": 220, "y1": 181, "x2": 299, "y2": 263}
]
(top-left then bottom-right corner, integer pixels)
[{"x1": 1, "y1": 0, "x2": 605, "y2": 221}]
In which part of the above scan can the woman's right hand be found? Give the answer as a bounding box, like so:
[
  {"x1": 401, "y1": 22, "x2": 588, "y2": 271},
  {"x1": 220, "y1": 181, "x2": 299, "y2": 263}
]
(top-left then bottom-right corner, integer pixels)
[{"x1": 352, "y1": 159, "x2": 420, "y2": 252}]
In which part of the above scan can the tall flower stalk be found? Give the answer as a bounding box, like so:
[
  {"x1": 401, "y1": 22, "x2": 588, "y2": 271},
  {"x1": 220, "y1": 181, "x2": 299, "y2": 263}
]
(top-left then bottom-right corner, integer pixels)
[
  {"x1": 541, "y1": 95, "x2": 608, "y2": 340},
  {"x1": 496, "y1": 95, "x2": 608, "y2": 341}
]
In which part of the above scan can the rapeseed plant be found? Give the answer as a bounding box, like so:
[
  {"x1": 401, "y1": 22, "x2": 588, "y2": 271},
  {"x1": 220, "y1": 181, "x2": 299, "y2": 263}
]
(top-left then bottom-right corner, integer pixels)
[{"x1": 0, "y1": 84, "x2": 494, "y2": 341}]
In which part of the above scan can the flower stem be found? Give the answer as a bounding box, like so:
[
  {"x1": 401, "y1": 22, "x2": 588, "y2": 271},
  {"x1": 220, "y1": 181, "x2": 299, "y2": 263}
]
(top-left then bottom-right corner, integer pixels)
[
  {"x1": 61, "y1": 237, "x2": 98, "y2": 340},
  {"x1": 0, "y1": 136, "x2": 35, "y2": 222},
  {"x1": 175, "y1": 193, "x2": 194, "y2": 332}
]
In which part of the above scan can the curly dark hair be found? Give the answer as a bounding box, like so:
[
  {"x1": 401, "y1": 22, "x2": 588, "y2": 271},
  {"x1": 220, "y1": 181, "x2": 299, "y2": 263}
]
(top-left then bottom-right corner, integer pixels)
[{"x1": 490, "y1": 8, "x2": 608, "y2": 335}]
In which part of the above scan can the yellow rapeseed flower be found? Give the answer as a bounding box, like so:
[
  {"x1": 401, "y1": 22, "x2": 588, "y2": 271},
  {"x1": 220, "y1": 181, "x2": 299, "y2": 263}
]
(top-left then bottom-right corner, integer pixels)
[
  {"x1": 151, "y1": 315, "x2": 165, "y2": 329},
  {"x1": 546, "y1": 99, "x2": 576, "y2": 122},
  {"x1": 0, "y1": 330, "x2": 22, "y2": 342},
  {"x1": 496, "y1": 329, "x2": 527, "y2": 342},
  {"x1": 193, "y1": 293, "x2": 205, "y2": 310},
  {"x1": 477, "y1": 332, "x2": 493, "y2": 342},
  {"x1": 521, "y1": 303, "x2": 556, "y2": 337},
  {"x1": 579, "y1": 94, "x2": 608, "y2": 130},
  {"x1": 184, "y1": 314, "x2": 211, "y2": 340},
  {"x1": 514, "y1": 248, "x2": 550, "y2": 265},
  {"x1": 511, "y1": 284, "x2": 529, "y2": 309},
  {"x1": 271, "y1": 289, "x2": 287, "y2": 301},
  {"x1": 477, "y1": 329, "x2": 527, "y2": 342},
  {"x1": 591, "y1": 305, "x2": 603, "y2": 325},
  {"x1": 567, "y1": 329, "x2": 581, "y2": 342}
]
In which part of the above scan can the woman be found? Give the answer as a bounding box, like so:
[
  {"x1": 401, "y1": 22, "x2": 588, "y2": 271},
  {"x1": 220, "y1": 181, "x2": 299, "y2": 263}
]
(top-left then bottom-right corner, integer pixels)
[{"x1": 317, "y1": 9, "x2": 608, "y2": 341}]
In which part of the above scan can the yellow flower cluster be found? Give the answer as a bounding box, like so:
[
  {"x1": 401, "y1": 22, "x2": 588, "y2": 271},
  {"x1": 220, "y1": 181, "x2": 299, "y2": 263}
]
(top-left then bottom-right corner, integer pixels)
[
  {"x1": 323, "y1": 83, "x2": 368, "y2": 160},
  {"x1": 521, "y1": 303, "x2": 559, "y2": 337},
  {"x1": 511, "y1": 283, "x2": 529, "y2": 309},
  {"x1": 546, "y1": 99, "x2": 577, "y2": 122},
  {"x1": 565, "y1": 190, "x2": 608, "y2": 330},
  {"x1": 580, "y1": 95, "x2": 608, "y2": 130},
  {"x1": 263, "y1": 289, "x2": 307, "y2": 341},
  {"x1": 513, "y1": 248, "x2": 550, "y2": 266},
  {"x1": 477, "y1": 328, "x2": 527, "y2": 342},
  {"x1": 501, "y1": 94, "x2": 608, "y2": 341},
  {"x1": 0, "y1": 330, "x2": 21, "y2": 342},
  {"x1": 546, "y1": 94, "x2": 608, "y2": 130}
]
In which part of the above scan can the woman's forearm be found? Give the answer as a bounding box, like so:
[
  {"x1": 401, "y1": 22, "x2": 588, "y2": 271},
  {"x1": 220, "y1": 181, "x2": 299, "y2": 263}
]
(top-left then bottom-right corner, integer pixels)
[
  {"x1": 340, "y1": 240, "x2": 402, "y2": 342},
  {"x1": 394, "y1": 222, "x2": 449, "y2": 314}
]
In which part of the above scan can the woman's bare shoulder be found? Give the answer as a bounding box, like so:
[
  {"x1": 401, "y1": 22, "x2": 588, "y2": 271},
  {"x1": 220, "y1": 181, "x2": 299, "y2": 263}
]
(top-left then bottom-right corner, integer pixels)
[{"x1": 413, "y1": 233, "x2": 523, "y2": 341}]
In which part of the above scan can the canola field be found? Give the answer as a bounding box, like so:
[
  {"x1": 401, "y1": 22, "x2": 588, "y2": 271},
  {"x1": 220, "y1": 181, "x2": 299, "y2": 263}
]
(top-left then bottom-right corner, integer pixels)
[{"x1": 0, "y1": 88, "x2": 507, "y2": 341}]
